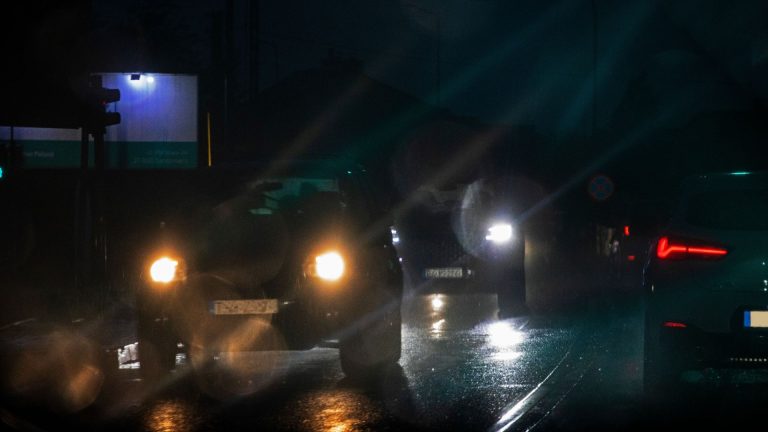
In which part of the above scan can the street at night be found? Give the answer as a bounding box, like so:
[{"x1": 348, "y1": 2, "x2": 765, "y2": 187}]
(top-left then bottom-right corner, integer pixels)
[
  {"x1": 0, "y1": 289, "x2": 605, "y2": 431},
  {"x1": 6, "y1": 275, "x2": 768, "y2": 431},
  {"x1": 0, "y1": 280, "x2": 728, "y2": 432},
  {"x1": 4, "y1": 1, "x2": 768, "y2": 431}
]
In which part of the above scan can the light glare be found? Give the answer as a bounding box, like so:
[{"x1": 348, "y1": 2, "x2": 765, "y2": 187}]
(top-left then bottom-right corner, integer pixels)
[
  {"x1": 431, "y1": 295, "x2": 444, "y2": 311},
  {"x1": 488, "y1": 321, "x2": 524, "y2": 348},
  {"x1": 390, "y1": 227, "x2": 400, "y2": 244},
  {"x1": 431, "y1": 319, "x2": 445, "y2": 332},
  {"x1": 315, "y1": 252, "x2": 345, "y2": 281},
  {"x1": 486, "y1": 223, "x2": 513, "y2": 243},
  {"x1": 150, "y1": 257, "x2": 178, "y2": 283}
]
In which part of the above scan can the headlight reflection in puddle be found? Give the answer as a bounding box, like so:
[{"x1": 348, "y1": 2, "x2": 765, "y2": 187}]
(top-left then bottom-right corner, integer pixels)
[
  {"x1": 145, "y1": 399, "x2": 202, "y2": 432},
  {"x1": 430, "y1": 319, "x2": 446, "y2": 339},
  {"x1": 430, "y1": 294, "x2": 444, "y2": 312},
  {"x1": 293, "y1": 390, "x2": 380, "y2": 432},
  {"x1": 487, "y1": 321, "x2": 525, "y2": 361}
]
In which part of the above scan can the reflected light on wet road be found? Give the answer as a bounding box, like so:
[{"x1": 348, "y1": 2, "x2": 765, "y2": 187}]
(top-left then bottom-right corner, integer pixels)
[
  {"x1": 295, "y1": 390, "x2": 380, "y2": 432},
  {"x1": 487, "y1": 321, "x2": 525, "y2": 362},
  {"x1": 9, "y1": 292, "x2": 577, "y2": 432},
  {"x1": 431, "y1": 318, "x2": 446, "y2": 337},
  {"x1": 145, "y1": 399, "x2": 201, "y2": 432},
  {"x1": 431, "y1": 294, "x2": 444, "y2": 312},
  {"x1": 487, "y1": 321, "x2": 525, "y2": 349}
]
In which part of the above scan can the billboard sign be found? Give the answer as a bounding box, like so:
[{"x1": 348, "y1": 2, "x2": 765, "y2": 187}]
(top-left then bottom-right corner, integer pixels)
[{"x1": 0, "y1": 73, "x2": 198, "y2": 169}]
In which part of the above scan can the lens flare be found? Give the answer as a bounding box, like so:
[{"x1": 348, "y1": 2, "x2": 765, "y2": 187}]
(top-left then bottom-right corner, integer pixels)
[
  {"x1": 487, "y1": 321, "x2": 524, "y2": 349},
  {"x1": 485, "y1": 223, "x2": 513, "y2": 244},
  {"x1": 315, "y1": 252, "x2": 345, "y2": 281},
  {"x1": 150, "y1": 257, "x2": 179, "y2": 283},
  {"x1": 431, "y1": 295, "x2": 444, "y2": 311}
]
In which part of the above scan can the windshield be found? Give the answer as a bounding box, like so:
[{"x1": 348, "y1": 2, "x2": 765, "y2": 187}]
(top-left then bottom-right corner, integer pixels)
[{"x1": 3, "y1": 2, "x2": 768, "y2": 432}]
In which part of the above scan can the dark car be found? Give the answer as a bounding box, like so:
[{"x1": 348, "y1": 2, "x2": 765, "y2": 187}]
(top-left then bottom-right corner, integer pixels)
[
  {"x1": 131, "y1": 160, "x2": 403, "y2": 379},
  {"x1": 393, "y1": 176, "x2": 529, "y2": 317},
  {"x1": 643, "y1": 171, "x2": 768, "y2": 397}
]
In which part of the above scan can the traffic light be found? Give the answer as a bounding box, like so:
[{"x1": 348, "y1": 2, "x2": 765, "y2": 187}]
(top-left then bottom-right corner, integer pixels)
[{"x1": 84, "y1": 75, "x2": 120, "y2": 130}]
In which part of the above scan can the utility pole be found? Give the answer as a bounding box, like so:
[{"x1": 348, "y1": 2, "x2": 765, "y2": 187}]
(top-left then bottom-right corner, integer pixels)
[
  {"x1": 249, "y1": 0, "x2": 260, "y2": 102},
  {"x1": 225, "y1": 0, "x2": 234, "y2": 150},
  {"x1": 591, "y1": 0, "x2": 598, "y2": 139},
  {"x1": 436, "y1": 8, "x2": 441, "y2": 107}
]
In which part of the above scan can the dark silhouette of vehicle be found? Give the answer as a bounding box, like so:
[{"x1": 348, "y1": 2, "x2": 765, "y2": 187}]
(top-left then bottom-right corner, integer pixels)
[
  {"x1": 644, "y1": 171, "x2": 768, "y2": 397},
  {"x1": 132, "y1": 160, "x2": 403, "y2": 379},
  {"x1": 393, "y1": 175, "x2": 531, "y2": 317}
]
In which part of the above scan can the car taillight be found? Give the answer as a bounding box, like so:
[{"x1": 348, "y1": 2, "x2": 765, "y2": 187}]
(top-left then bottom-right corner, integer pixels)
[
  {"x1": 662, "y1": 321, "x2": 687, "y2": 329},
  {"x1": 656, "y1": 236, "x2": 728, "y2": 260}
]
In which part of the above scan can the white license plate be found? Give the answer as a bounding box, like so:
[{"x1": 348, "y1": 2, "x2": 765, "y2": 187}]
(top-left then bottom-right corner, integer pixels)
[
  {"x1": 424, "y1": 267, "x2": 464, "y2": 279},
  {"x1": 210, "y1": 299, "x2": 278, "y2": 315},
  {"x1": 744, "y1": 311, "x2": 768, "y2": 328}
]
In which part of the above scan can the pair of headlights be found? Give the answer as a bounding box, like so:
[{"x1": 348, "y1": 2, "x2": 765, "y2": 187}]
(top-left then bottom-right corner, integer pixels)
[{"x1": 148, "y1": 251, "x2": 347, "y2": 284}]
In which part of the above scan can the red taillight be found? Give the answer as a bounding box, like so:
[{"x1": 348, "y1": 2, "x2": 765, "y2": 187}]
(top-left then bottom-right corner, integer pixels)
[
  {"x1": 624, "y1": 225, "x2": 630, "y2": 236},
  {"x1": 656, "y1": 236, "x2": 728, "y2": 260},
  {"x1": 662, "y1": 321, "x2": 687, "y2": 329},
  {"x1": 627, "y1": 255, "x2": 636, "y2": 261}
]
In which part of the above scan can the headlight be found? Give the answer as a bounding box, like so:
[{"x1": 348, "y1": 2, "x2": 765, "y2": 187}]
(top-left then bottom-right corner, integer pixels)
[
  {"x1": 149, "y1": 256, "x2": 185, "y2": 283},
  {"x1": 390, "y1": 227, "x2": 400, "y2": 244},
  {"x1": 485, "y1": 223, "x2": 514, "y2": 244},
  {"x1": 312, "y1": 251, "x2": 345, "y2": 281}
]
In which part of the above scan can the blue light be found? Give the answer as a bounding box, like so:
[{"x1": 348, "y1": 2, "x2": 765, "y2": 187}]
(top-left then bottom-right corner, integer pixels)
[
  {"x1": 127, "y1": 74, "x2": 143, "y2": 87},
  {"x1": 126, "y1": 73, "x2": 155, "y2": 87},
  {"x1": 0, "y1": 165, "x2": 4, "y2": 179},
  {"x1": 731, "y1": 171, "x2": 750, "y2": 176}
]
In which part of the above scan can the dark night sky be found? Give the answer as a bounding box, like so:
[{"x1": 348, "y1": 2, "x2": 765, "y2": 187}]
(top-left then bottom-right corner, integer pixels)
[
  {"x1": 5, "y1": 0, "x2": 768, "y2": 183},
  {"x1": 255, "y1": 0, "x2": 767, "y2": 137},
  {"x1": 81, "y1": 0, "x2": 768, "y2": 141},
  {"x1": 3, "y1": 0, "x2": 768, "y2": 229}
]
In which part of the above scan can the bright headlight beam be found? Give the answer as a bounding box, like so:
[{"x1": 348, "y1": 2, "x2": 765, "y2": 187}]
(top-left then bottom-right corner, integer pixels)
[
  {"x1": 315, "y1": 251, "x2": 345, "y2": 281},
  {"x1": 431, "y1": 295, "x2": 444, "y2": 311},
  {"x1": 150, "y1": 257, "x2": 178, "y2": 283},
  {"x1": 486, "y1": 223, "x2": 513, "y2": 244}
]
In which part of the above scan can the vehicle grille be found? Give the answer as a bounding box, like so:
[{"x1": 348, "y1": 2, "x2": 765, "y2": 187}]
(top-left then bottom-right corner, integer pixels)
[{"x1": 409, "y1": 236, "x2": 469, "y2": 267}]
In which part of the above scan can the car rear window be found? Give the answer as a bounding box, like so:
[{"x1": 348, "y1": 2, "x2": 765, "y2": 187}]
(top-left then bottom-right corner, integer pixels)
[{"x1": 686, "y1": 188, "x2": 768, "y2": 230}]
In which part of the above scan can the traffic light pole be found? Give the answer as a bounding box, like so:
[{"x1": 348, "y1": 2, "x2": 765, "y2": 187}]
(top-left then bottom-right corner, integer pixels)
[
  {"x1": 91, "y1": 126, "x2": 108, "y2": 316},
  {"x1": 71, "y1": 74, "x2": 120, "y2": 320},
  {"x1": 80, "y1": 127, "x2": 89, "y2": 171}
]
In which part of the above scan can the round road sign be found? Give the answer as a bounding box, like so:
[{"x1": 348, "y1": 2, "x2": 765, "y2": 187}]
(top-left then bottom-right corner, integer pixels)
[{"x1": 588, "y1": 174, "x2": 614, "y2": 201}]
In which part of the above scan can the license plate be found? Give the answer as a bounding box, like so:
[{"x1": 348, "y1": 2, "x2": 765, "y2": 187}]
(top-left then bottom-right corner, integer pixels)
[
  {"x1": 424, "y1": 267, "x2": 464, "y2": 279},
  {"x1": 210, "y1": 299, "x2": 278, "y2": 315},
  {"x1": 744, "y1": 311, "x2": 768, "y2": 328}
]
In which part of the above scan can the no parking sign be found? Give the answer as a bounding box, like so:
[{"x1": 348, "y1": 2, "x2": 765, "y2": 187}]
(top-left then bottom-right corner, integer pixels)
[{"x1": 588, "y1": 174, "x2": 614, "y2": 202}]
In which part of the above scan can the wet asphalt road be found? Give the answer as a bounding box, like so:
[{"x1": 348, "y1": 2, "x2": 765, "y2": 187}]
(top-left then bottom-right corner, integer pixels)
[
  {"x1": 108, "y1": 292, "x2": 579, "y2": 432},
  {"x1": 1, "y1": 291, "x2": 583, "y2": 432},
  {"x1": 6, "y1": 289, "x2": 768, "y2": 431}
]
